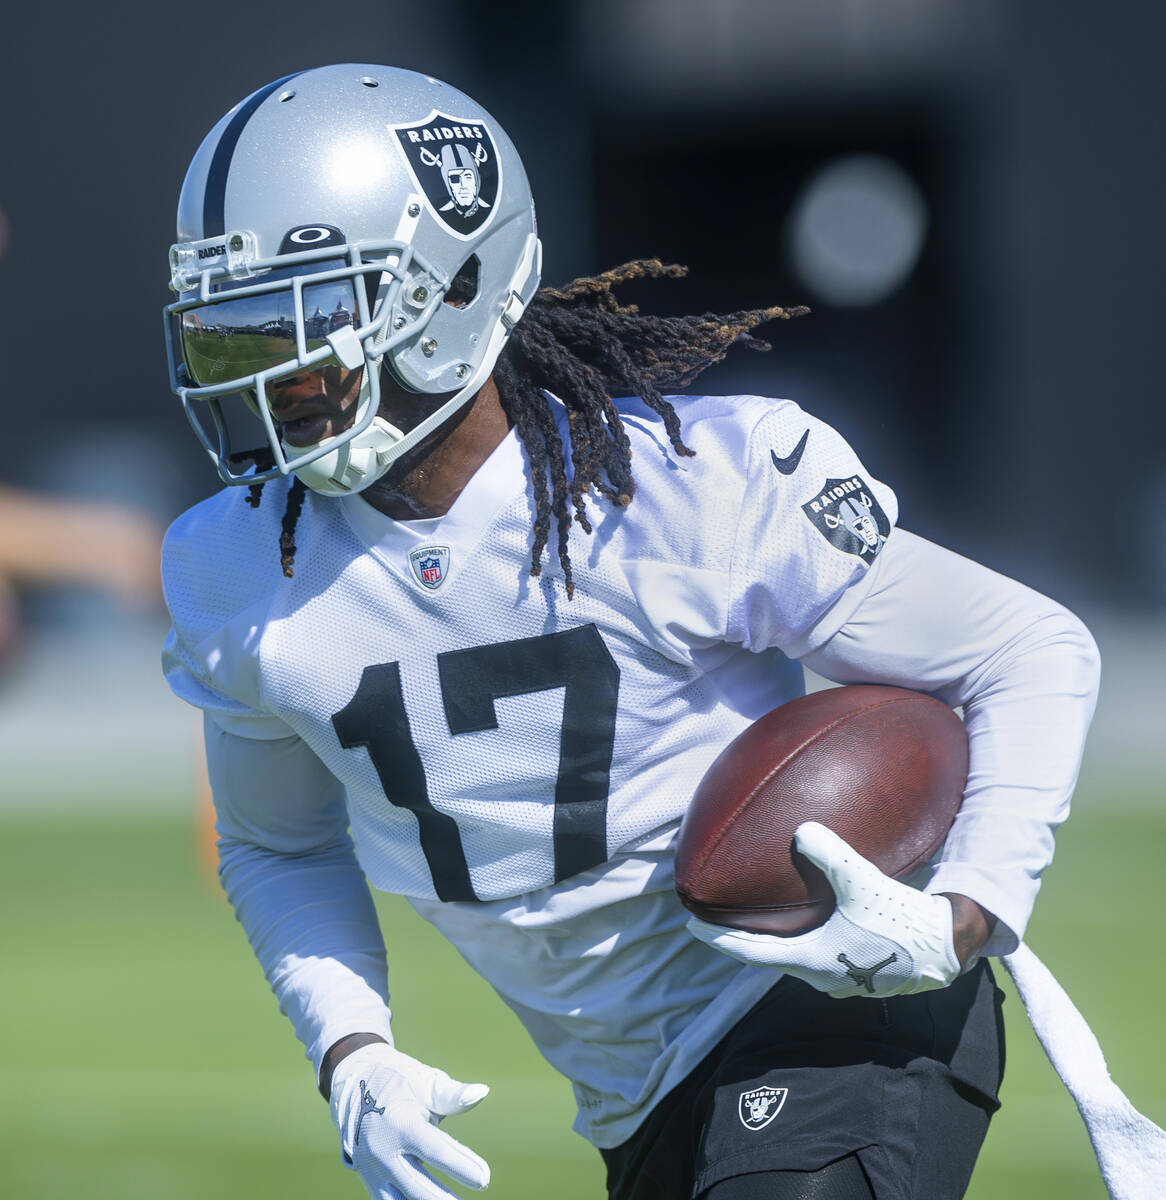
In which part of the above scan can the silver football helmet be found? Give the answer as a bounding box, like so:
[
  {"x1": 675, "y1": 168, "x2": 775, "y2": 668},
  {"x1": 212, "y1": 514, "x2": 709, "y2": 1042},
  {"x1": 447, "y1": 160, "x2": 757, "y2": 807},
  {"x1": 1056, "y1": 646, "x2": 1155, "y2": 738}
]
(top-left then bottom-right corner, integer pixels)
[{"x1": 164, "y1": 64, "x2": 541, "y2": 495}]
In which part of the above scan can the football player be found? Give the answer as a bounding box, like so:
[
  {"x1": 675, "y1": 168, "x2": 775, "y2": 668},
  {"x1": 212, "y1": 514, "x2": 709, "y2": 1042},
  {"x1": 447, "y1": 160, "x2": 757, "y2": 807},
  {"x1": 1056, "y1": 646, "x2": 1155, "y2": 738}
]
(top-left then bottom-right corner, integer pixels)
[{"x1": 161, "y1": 65, "x2": 1100, "y2": 1200}]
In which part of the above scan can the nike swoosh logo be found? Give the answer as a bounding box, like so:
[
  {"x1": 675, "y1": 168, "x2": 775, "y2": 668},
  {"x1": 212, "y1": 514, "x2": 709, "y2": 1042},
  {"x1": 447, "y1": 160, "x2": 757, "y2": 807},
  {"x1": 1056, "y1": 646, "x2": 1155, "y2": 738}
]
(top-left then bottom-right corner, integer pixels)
[{"x1": 770, "y1": 429, "x2": 809, "y2": 475}]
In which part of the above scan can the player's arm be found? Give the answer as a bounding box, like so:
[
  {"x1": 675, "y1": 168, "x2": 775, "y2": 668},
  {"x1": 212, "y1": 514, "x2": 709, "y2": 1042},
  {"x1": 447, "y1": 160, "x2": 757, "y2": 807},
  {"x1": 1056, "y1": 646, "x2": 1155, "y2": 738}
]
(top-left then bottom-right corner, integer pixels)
[
  {"x1": 205, "y1": 716, "x2": 394, "y2": 1068},
  {"x1": 801, "y1": 528, "x2": 1100, "y2": 956},
  {"x1": 694, "y1": 526, "x2": 1099, "y2": 997},
  {"x1": 206, "y1": 718, "x2": 490, "y2": 1199}
]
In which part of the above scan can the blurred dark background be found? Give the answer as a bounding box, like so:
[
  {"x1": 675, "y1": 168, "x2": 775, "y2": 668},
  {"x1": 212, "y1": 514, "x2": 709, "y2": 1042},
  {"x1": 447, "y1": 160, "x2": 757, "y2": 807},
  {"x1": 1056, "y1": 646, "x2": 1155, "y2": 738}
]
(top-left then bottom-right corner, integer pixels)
[{"x1": 1, "y1": 0, "x2": 1163, "y2": 614}]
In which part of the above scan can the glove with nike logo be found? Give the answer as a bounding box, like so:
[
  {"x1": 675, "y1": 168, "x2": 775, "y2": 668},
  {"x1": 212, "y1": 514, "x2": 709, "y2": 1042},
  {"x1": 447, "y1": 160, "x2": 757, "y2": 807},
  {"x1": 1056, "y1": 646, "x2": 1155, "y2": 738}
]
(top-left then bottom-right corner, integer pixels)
[
  {"x1": 329, "y1": 1042, "x2": 491, "y2": 1200},
  {"x1": 687, "y1": 821, "x2": 961, "y2": 999}
]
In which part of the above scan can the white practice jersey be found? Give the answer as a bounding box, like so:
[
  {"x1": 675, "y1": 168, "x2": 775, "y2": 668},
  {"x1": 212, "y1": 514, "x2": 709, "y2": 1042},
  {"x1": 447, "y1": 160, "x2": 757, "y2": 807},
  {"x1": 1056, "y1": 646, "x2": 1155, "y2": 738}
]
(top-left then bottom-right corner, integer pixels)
[
  {"x1": 162, "y1": 392, "x2": 1098, "y2": 1146},
  {"x1": 165, "y1": 394, "x2": 894, "y2": 903}
]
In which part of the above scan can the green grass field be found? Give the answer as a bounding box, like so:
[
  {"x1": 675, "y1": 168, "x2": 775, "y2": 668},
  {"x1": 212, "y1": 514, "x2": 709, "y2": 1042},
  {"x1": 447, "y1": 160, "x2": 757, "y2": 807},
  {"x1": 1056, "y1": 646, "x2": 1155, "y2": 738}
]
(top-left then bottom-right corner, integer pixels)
[{"x1": 0, "y1": 775, "x2": 1159, "y2": 1199}]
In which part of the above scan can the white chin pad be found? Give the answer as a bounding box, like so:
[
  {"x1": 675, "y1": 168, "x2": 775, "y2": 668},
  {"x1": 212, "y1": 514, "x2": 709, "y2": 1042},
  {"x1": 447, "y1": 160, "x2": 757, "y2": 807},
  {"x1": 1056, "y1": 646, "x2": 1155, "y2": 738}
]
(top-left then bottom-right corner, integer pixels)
[{"x1": 288, "y1": 416, "x2": 405, "y2": 496}]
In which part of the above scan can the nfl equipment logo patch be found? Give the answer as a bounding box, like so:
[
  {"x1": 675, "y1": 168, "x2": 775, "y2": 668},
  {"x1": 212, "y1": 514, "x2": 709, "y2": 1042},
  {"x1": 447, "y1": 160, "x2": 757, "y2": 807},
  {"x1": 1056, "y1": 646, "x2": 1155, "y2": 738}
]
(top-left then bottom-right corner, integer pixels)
[
  {"x1": 391, "y1": 111, "x2": 500, "y2": 239},
  {"x1": 738, "y1": 1086, "x2": 788, "y2": 1131},
  {"x1": 408, "y1": 545, "x2": 450, "y2": 590},
  {"x1": 802, "y1": 475, "x2": 890, "y2": 562}
]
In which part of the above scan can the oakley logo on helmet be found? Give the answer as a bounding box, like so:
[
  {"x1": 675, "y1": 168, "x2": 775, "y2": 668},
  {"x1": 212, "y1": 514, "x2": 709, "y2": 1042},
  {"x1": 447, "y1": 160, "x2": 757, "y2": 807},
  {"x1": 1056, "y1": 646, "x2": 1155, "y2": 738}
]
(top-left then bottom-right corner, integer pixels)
[
  {"x1": 392, "y1": 112, "x2": 500, "y2": 239},
  {"x1": 278, "y1": 224, "x2": 347, "y2": 255},
  {"x1": 801, "y1": 475, "x2": 890, "y2": 562}
]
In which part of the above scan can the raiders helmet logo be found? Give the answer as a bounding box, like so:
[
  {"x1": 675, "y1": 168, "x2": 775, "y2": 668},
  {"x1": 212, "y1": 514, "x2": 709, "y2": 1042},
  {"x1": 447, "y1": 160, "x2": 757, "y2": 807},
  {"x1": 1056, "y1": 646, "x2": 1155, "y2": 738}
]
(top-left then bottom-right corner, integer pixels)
[
  {"x1": 802, "y1": 475, "x2": 890, "y2": 562},
  {"x1": 391, "y1": 111, "x2": 500, "y2": 239}
]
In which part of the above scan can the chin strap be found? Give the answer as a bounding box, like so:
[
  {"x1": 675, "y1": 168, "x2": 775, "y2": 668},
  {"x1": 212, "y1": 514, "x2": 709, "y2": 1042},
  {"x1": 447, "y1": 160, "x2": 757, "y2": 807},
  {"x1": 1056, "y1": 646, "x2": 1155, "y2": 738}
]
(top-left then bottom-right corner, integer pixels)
[
  {"x1": 1001, "y1": 943, "x2": 1166, "y2": 1198},
  {"x1": 288, "y1": 415, "x2": 406, "y2": 496}
]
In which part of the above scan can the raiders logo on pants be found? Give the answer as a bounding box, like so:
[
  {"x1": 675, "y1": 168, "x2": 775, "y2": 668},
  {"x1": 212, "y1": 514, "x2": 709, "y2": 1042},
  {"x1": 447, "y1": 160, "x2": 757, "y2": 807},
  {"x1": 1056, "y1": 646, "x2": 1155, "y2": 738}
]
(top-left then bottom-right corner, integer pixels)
[{"x1": 601, "y1": 961, "x2": 1005, "y2": 1200}]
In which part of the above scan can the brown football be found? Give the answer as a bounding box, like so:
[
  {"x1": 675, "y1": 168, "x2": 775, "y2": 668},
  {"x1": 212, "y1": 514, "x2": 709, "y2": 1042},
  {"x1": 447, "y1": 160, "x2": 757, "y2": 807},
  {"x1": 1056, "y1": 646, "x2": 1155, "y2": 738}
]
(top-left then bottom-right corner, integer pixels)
[{"x1": 674, "y1": 685, "x2": 968, "y2": 935}]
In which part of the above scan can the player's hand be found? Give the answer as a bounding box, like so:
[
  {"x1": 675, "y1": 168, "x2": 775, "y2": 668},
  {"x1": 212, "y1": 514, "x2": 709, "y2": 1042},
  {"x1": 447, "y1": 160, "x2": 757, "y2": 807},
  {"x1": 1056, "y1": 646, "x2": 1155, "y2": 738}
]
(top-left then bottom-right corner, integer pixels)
[
  {"x1": 329, "y1": 1043, "x2": 491, "y2": 1200},
  {"x1": 686, "y1": 821, "x2": 960, "y2": 999}
]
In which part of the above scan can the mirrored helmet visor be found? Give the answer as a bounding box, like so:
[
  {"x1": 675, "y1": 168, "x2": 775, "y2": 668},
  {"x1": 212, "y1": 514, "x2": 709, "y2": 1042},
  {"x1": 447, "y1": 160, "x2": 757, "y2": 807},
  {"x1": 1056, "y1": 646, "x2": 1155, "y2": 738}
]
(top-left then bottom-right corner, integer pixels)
[{"x1": 179, "y1": 258, "x2": 359, "y2": 388}]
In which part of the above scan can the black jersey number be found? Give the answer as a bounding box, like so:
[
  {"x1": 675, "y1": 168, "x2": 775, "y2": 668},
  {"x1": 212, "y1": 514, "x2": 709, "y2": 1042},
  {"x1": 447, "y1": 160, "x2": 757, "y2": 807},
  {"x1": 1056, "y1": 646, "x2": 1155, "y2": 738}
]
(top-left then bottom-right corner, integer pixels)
[{"x1": 331, "y1": 625, "x2": 620, "y2": 901}]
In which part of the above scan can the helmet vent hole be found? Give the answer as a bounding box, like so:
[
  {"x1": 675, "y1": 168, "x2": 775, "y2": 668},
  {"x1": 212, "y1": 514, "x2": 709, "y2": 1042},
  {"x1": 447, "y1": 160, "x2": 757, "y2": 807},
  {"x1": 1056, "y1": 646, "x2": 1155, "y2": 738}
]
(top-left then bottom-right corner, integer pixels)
[
  {"x1": 279, "y1": 90, "x2": 296, "y2": 102},
  {"x1": 360, "y1": 77, "x2": 379, "y2": 88},
  {"x1": 445, "y1": 255, "x2": 480, "y2": 308}
]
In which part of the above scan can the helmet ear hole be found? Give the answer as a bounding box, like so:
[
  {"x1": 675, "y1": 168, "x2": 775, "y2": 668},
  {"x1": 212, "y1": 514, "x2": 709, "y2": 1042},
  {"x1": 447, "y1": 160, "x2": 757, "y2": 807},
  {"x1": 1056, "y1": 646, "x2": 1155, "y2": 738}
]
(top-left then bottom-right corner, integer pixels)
[{"x1": 445, "y1": 255, "x2": 480, "y2": 308}]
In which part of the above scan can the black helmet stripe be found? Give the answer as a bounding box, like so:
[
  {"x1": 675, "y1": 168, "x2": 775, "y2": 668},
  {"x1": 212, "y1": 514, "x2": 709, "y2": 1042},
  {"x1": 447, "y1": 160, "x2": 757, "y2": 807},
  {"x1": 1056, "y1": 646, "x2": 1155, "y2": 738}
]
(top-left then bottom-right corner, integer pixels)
[{"x1": 202, "y1": 71, "x2": 305, "y2": 238}]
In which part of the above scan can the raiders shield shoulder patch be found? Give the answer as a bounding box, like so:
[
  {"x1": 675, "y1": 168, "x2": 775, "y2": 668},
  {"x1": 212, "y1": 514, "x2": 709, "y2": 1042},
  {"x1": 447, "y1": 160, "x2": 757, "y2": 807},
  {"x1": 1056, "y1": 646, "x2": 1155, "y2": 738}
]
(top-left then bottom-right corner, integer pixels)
[
  {"x1": 802, "y1": 475, "x2": 890, "y2": 562},
  {"x1": 391, "y1": 111, "x2": 500, "y2": 239},
  {"x1": 739, "y1": 1085, "x2": 788, "y2": 1130}
]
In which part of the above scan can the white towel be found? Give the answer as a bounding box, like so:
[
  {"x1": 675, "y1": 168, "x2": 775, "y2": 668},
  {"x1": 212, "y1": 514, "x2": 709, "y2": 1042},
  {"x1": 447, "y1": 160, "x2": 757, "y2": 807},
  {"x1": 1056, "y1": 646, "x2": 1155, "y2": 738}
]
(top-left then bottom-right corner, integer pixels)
[{"x1": 1000, "y1": 942, "x2": 1166, "y2": 1198}]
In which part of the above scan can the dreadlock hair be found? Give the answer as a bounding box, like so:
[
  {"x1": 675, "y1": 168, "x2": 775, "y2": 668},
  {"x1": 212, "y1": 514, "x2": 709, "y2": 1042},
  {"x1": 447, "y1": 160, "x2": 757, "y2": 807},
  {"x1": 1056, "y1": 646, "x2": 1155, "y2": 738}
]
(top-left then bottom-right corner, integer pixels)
[
  {"x1": 229, "y1": 446, "x2": 307, "y2": 578},
  {"x1": 493, "y1": 259, "x2": 806, "y2": 597},
  {"x1": 244, "y1": 260, "x2": 806, "y2": 590}
]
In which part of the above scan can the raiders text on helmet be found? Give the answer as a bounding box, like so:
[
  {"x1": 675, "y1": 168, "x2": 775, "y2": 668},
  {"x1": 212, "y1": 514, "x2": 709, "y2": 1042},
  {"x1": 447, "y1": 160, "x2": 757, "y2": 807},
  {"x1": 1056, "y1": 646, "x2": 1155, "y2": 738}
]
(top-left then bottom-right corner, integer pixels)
[{"x1": 164, "y1": 64, "x2": 541, "y2": 495}]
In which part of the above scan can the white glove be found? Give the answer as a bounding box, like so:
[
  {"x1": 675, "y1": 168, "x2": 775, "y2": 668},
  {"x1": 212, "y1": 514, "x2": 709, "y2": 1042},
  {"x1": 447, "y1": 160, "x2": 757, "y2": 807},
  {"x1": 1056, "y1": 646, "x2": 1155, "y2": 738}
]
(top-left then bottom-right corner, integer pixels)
[
  {"x1": 687, "y1": 821, "x2": 961, "y2": 999},
  {"x1": 329, "y1": 1042, "x2": 491, "y2": 1200}
]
